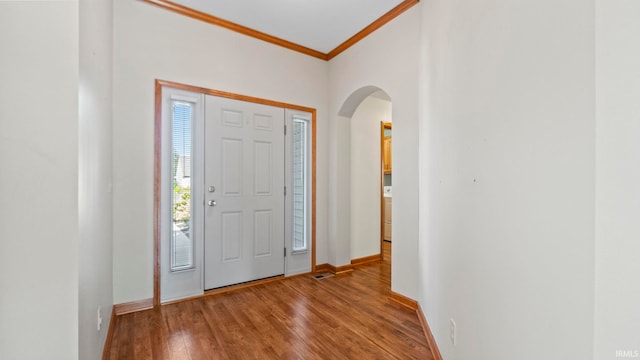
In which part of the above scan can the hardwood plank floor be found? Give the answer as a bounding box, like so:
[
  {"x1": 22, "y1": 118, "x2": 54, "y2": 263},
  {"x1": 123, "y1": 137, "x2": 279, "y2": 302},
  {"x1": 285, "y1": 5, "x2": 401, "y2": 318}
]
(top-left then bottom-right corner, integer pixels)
[{"x1": 108, "y1": 242, "x2": 432, "y2": 359}]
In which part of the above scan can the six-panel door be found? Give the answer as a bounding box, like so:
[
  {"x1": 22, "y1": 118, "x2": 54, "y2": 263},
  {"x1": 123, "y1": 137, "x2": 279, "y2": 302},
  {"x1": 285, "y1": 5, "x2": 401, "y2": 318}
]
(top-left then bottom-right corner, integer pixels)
[{"x1": 204, "y1": 96, "x2": 285, "y2": 289}]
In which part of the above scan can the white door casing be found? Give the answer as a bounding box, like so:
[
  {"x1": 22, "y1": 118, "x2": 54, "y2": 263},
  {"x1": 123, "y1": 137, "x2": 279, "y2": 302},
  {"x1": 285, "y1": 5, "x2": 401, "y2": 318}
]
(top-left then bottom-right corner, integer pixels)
[{"x1": 204, "y1": 96, "x2": 285, "y2": 289}]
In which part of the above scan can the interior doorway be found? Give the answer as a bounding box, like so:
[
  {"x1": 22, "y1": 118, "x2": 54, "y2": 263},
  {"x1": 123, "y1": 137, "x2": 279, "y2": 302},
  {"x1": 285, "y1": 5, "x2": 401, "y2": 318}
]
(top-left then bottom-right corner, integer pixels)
[
  {"x1": 380, "y1": 122, "x2": 392, "y2": 261},
  {"x1": 346, "y1": 89, "x2": 392, "y2": 267}
]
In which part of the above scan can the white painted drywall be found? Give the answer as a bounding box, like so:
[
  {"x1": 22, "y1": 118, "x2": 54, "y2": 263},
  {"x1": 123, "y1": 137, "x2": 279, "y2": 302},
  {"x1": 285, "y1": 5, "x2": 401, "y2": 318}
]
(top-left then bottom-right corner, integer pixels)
[
  {"x1": 0, "y1": 2, "x2": 79, "y2": 359},
  {"x1": 329, "y1": 5, "x2": 421, "y2": 298},
  {"x1": 594, "y1": 1, "x2": 640, "y2": 358},
  {"x1": 78, "y1": 0, "x2": 114, "y2": 357},
  {"x1": 350, "y1": 96, "x2": 392, "y2": 260},
  {"x1": 112, "y1": 0, "x2": 329, "y2": 303},
  {"x1": 328, "y1": 114, "x2": 353, "y2": 267},
  {"x1": 419, "y1": 0, "x2": 596, "y2": 359}
]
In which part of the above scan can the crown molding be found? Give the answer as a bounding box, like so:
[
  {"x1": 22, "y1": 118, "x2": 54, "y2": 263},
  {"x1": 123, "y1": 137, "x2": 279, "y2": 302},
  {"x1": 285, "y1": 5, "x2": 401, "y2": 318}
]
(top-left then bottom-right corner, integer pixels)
[{"x1": 141, "y1": 0, "x2": 419, "y2": 61}]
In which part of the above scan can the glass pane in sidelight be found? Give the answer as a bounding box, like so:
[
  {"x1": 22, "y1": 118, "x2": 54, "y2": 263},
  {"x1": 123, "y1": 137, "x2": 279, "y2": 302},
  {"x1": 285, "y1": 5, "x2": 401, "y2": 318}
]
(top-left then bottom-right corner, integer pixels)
[{"x1": 171, "y1": 101, "x2": 194, "y2": 271}]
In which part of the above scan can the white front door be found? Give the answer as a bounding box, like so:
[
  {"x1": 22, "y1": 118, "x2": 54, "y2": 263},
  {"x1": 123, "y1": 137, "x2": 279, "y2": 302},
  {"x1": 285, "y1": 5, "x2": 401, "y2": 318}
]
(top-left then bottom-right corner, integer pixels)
[{"x1": 204, "y1": 95, "x2": 285, "y2": 289}]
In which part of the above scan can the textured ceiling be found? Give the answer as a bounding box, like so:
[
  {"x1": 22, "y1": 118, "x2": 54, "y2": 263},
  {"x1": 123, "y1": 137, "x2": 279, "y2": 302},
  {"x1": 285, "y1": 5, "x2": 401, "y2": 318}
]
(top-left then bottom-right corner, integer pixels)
[{"x1": 169, "y1": 0, "x2": 405, "y2": 54}]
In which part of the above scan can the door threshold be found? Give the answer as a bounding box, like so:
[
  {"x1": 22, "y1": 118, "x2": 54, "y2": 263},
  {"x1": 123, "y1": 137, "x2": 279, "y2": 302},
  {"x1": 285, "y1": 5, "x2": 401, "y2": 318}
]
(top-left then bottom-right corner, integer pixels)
[
  {"x1": 161, "y1": 275, "x2": 285, "y2": 306},
  {"x1": 204, "y1": 274, "x2": 285, "y2": 297}
]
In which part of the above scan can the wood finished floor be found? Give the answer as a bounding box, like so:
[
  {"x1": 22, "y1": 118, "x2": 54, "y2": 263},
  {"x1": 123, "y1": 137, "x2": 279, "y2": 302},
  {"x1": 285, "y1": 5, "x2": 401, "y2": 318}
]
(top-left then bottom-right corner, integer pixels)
[{"x1": 108, "y1": 242, "x2": 432, "y2": 359}]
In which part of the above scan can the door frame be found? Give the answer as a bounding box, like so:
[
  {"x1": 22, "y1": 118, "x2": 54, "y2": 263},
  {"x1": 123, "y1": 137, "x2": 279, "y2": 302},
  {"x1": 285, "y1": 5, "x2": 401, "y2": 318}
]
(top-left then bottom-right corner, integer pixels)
[
  {"x1": 380, "y1": 122, "x2": 392, "y2": 257},
  {"x1": 153, "y1": 79, "x2": 317, "y2": 307}
]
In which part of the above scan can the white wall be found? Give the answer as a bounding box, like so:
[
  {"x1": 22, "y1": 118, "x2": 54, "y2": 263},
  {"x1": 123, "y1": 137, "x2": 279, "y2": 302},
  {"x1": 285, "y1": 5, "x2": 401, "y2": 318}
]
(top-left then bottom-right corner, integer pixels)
[
  {"x1": 329, "y1": 5, "x2": 421, "y2": 298},
  {"x1": 0, "y1": 2, "x2": 79, "y2": 359},
  {"x1": 419, "y1": 0, "x2": 595, "y2": 359},
  {"x1": 594, "y1": 1, "x2": 640, "y2": 358},
  {"x1": 350, "y1": 96, "x2": 392, "y2": 259},
  {"x1": 79, "y1": 0, "x2": 114, "y2": 357},
  {"x1": 112, "y1": 0, "x2": 329, "y2": 303}
]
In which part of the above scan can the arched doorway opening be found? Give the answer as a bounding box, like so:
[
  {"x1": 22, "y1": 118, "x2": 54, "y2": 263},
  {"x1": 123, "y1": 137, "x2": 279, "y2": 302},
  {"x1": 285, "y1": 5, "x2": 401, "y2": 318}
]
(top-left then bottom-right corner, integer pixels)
[{"x1": 337, "y1": 86, "x2": 393, "y2": 272}]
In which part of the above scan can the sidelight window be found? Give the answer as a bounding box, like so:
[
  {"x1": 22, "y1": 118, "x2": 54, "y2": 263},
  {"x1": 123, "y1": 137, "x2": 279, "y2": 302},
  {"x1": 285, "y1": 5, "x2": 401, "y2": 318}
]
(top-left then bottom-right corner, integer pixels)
[
  {"x1": 291, "y1": 117, "x2": 310, "y2": 253},
  {"x1": 170, "y1": 100, "x2": 194, "y2": 271}
]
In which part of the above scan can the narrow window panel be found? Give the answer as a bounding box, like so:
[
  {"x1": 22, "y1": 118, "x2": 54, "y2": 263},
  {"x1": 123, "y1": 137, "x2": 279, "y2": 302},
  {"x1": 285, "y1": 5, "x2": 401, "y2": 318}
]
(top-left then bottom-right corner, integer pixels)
[
  {"x1": 292, "y1": 118, "x2": 308, "y2": 252},
  {"x1": 171, "y1": 101, "x2": 194, "y2": 271}
]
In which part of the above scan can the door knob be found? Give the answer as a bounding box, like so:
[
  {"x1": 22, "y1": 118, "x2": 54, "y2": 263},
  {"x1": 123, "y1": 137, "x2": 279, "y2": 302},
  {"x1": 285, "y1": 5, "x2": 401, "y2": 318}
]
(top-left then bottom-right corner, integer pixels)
[{"x1": 208, "y1": 200, "x2": 217, "y2": 207}]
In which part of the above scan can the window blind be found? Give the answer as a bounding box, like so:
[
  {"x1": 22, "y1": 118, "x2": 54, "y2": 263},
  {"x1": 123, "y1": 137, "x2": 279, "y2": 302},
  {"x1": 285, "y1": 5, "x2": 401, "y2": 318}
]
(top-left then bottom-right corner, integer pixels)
[{"x1": 171, "y1": 101, "x2": 194, "y2": 270}]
